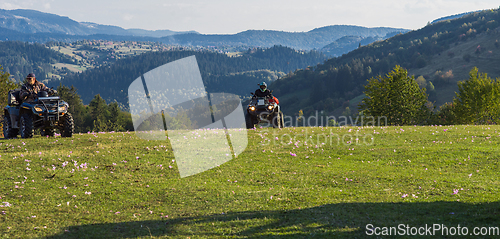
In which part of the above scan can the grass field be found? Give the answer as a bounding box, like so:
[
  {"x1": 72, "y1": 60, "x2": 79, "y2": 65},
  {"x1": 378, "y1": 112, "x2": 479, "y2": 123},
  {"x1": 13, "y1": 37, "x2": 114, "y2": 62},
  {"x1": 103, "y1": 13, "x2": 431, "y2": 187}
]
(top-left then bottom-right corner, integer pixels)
[{"x1": 1, "y1": 125, "x2": 500, "y2": 238}]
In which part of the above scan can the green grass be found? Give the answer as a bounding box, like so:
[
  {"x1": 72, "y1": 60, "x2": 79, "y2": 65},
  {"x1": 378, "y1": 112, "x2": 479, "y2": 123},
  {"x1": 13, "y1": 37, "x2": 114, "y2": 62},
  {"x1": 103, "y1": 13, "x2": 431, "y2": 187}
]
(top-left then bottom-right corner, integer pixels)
[{"x1": 1, "y1": 126, "x2": 500, "y2": 238}]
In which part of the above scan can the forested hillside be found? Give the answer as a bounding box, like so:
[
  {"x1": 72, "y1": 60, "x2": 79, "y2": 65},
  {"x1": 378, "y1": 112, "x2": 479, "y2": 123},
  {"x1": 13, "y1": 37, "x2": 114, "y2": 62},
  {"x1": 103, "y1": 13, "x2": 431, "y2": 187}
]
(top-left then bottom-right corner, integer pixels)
[
  {"x1": 55, "y1": 45, "x2": 326, "y2": 107},
  {"x1": 0, "y1": 41, "x2": 74, "y2": 82},
  {"x1": 272, "y1": 8, "x2": 500, "y2": 116},
  {"x1": 321, "y1": 36, "x2": 384, "y2": 57}
]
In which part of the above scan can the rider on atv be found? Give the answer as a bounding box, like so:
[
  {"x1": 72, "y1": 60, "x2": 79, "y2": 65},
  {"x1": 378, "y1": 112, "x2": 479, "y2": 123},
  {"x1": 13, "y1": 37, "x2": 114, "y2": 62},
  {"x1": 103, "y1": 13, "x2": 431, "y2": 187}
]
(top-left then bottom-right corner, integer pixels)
[
  {"x1": 20, "y1": 73, "x2": 50, "y2": 102},
  {"x1": 246, "y1": 82, "x2": 283, "y2": 128},
  {"x1": 254, "y1": 82, "x2": 279, "y2": 105}
]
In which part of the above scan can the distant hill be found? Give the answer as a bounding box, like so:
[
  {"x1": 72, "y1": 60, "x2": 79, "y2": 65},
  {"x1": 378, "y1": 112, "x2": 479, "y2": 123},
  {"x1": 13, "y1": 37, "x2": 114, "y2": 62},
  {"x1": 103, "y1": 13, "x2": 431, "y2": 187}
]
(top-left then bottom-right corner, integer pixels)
[
  {"x1": 321, "y1": 36, "x2": 386, "y2": 57},
  {"x1": 160, "y1": 26, "x2": 409, "y2": 50},
  {"x1": 53, "y1": 45, "x2": 327, "y2": 107},
  {"x1": 0, "y1": 40, "x2": 327, "y2": 107},
  {"x1": 0, "y1": 8, "x2": 408, "y2": 53},
  {"x1": 0, "y1": 9, "x2": 196, "y2": 37},
  {"x1": 271, "y1": 9, "x2": 500, "y2": 117}
]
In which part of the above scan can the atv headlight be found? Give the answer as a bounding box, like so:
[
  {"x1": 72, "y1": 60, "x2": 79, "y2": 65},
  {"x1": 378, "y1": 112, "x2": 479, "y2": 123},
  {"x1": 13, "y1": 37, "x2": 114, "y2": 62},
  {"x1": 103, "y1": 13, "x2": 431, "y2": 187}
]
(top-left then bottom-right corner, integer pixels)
[
  {"x1": 59, "y1": 105, "x2": 68, "y2": 112},
  {"x1": 249, "y1": 106, "x2": 256, "y2": 111},
  {"x1": 267, "y1": 105, "x2": 274, "y2": 110},
  {"x1": 34, "y1": 106, "x2": 43, "y2": 112}
]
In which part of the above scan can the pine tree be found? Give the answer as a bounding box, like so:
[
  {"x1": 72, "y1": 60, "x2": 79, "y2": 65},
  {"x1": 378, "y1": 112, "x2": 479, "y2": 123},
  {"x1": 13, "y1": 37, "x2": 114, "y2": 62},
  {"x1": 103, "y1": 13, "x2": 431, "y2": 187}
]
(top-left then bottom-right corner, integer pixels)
[
  {"x1": 88, "y1": 94, "x2": 109, "y2": 131},
  {"x1": 57, "y1": 84, "x2": 86, "y2": 132}
]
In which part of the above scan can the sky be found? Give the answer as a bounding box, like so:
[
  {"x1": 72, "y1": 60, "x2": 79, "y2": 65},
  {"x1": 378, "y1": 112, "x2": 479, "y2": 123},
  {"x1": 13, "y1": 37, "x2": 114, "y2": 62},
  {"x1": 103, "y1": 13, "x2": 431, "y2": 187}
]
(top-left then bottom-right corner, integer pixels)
[{"x1": 0, "y1": 0, "x2": 499, "y2": 34}]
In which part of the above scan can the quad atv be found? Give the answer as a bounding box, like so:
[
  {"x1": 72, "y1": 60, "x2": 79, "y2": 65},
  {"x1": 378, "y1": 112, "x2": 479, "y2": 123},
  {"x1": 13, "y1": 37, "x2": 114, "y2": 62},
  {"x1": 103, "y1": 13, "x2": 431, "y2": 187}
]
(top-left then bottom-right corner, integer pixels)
[
  {"x1": 245, "y1": 92, "x2": 284, "y2": 129},
  {"x1": 3, "y1": 89, "x2": 74, "y2": 139}
]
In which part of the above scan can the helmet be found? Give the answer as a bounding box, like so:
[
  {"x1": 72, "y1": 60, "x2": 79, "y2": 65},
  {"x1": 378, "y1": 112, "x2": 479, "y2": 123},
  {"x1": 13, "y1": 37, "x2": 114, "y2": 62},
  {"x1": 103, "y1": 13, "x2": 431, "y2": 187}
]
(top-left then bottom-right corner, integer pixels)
[{"x1": 258, "y1": 82, "x2": 267, "y2": 92}]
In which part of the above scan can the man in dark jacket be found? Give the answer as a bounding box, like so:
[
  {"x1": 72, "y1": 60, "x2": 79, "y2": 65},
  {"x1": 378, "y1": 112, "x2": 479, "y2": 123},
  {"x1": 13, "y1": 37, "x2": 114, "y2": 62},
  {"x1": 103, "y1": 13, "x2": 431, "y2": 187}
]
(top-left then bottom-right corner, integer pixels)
[
  {"x1": 254, "y1": 82, "x2": 280, "y2": 105},
  {"x1": 19, "y1": 73, "x2": 49, "y2": 102},
  {"x1": 254, "y1": 82, "x2": 272, "y2": 98}
]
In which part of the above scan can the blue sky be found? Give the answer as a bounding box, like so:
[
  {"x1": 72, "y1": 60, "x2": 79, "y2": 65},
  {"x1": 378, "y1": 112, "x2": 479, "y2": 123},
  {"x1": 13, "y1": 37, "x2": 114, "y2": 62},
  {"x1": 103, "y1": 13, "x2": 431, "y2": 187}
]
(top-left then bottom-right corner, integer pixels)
[{"x1": 0, "y1": 0, "x2": 499, "y2": 34}]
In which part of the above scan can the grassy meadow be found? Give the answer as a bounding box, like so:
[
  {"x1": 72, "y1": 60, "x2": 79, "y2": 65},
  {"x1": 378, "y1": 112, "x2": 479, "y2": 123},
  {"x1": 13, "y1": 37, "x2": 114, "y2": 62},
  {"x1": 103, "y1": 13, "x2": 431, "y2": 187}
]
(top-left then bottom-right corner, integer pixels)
[{"x1": 0, "y1": 125, "x2": 500, "y2": 238}]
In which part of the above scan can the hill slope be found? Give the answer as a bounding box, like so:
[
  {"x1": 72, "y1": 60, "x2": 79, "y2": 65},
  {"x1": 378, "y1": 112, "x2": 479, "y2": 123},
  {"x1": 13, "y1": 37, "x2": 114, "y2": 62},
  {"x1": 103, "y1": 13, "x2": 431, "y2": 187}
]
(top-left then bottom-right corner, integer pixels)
[
  {"x1": 54, "y1": 45, "x2": 327, "y2": 107},
  {"x1": 321, "y1": 36, "x2": 387, "y2": 57},
  {"x1": 272, "y1": 8, "x2": 500, "y2": 116},
  {"x1": 0, "y1": 41, "x2": 75, "y2": 82}
]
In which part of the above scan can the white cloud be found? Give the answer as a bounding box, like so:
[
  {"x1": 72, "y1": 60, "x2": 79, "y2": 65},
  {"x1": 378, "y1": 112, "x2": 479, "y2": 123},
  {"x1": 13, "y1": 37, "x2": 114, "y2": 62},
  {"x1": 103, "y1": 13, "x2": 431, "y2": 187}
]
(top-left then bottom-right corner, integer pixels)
[
  {"x1": 122, "y1": 13, "x2": 134, "y2": 21},
  {"x1": 1, "y1": 0, "x2": 500, "y2": 34},
  {"x1": 0, "y1": 2, "x2": 22, "y2": 10}
]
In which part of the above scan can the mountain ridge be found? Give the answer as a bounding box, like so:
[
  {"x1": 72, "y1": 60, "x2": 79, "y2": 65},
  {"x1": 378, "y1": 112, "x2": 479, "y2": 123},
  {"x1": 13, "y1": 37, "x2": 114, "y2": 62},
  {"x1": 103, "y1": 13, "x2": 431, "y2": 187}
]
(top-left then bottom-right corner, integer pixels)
[
  {"x1": 160, "y1": 25, "x2": 409, "y2": 50},
  {"x1": 0, "y1": 8, "x2": 197, "y2": 37},
  {"x1": 0, "y1": 8, "x2": 409, "y2": 51}
]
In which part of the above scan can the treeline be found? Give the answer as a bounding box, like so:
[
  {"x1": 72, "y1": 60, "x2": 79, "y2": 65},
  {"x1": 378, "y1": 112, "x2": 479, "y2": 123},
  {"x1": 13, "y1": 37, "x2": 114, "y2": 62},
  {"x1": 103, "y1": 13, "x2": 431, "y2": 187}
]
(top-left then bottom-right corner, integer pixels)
[
  {"x1": 58, "y1": 84, "x2": 244, "y2": 133},
  {"x1": 0, "y1": 41, "x2": 74, "y2": 82},
  {"x1": 272, "y1": 8, "x2": 500, "y2": 116},
  {"x1": 56, "y1": 84, "x2": 134, "y2": 132},
  {"x1": 56, "y1": 45, "x2": 326, "y2": 107}
]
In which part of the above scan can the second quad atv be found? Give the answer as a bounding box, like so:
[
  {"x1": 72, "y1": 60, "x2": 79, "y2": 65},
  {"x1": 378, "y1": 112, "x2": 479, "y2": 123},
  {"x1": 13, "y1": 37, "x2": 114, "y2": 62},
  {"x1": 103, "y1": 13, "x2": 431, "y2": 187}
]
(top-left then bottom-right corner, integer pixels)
[
  {"x1": 3, "y1": 89, "x2": 74, "y2": 139},
  {"x1": 245, "y1": 92, "x2": 284, "y2": 129}
]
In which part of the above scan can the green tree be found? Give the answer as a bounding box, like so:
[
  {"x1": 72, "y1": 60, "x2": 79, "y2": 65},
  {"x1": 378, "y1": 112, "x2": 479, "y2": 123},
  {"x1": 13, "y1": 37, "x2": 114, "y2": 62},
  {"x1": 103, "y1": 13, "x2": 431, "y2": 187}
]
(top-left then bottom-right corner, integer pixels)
[
  {"x1": 434, "y1": 102, "x2": 457, "y2": 125},
  {"x1": 297, "y1": 109, "x2": 304, "y2": 126},
  {"x1": 359, "y1": 65, "x2": 430, "y2": 125},
  {"x1": 0, "y1": 66, "x2": 19, "y2": 107},
  {"x1": 0, "y1": 65, "x2": 19, "y2": 135},
  {"x1": 453, "y1": 67, "x2": 500, "y2": 124},
  {"x1": 57, "y1": 84, "x2": 86, "y2": 132},
  {"x1": 88, "y1": 94, "x2": 110, "y2": 132},
  {"x1": 106, "y1": 101, "x2": 134, "y2": 132},
  {"x1": 415, "y1": 76, "x2": 427, "y2": 88}
]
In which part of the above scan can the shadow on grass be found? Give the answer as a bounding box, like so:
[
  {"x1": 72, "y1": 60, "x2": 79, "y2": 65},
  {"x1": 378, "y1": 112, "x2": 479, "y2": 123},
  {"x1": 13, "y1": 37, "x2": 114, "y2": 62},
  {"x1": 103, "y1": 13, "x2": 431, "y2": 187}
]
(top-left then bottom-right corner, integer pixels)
[{"x1": 45, "y1": 201, "x2": 500, "y2": 238}]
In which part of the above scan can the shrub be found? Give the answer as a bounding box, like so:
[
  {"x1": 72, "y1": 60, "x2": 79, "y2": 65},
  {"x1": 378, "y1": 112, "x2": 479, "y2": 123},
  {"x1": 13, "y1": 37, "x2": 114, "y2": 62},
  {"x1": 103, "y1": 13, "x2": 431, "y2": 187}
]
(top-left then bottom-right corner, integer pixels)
[
  {"x1": 453, "y1": 67, "x2": 500, "y2": 124},
  {"x1": 360, "y1": 65, "x2": 430, "y2": 126}
]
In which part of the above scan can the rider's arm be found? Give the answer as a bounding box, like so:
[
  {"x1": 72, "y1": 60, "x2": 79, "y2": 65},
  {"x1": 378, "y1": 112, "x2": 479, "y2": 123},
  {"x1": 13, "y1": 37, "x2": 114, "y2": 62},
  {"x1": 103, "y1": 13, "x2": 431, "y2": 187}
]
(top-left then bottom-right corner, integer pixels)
[
  {"x1": 39, "y1": 82, "x2": 49, "y2": 92},
  {"x1": 19, "y1": 85, "x2": 30, "y2": 100}
]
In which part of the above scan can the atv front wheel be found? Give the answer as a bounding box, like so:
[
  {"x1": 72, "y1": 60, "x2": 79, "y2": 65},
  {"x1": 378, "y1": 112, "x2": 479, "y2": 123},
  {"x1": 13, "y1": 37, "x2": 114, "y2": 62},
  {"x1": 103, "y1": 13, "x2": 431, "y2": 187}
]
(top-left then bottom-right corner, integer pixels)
[
  {"x1": 20, "y1": 114, "x2": 34, "y2": 138},
  {"x1": 60, "y1": 113, "x2": 74, "y2": 137},
  {"x1": 3, "y1": 115, "x2": 18, "y2": 138},
  {"x1": 245, "y1": 113, "x2": 254, "y2": 129}
]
